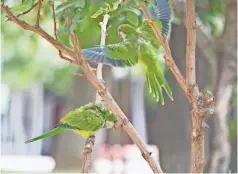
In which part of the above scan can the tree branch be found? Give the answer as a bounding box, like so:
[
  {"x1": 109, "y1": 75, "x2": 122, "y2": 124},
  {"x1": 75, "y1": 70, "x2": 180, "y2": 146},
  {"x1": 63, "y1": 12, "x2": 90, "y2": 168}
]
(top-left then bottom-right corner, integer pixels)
[
  {"x1": 82, "y1": 135, "x2": 95, "y2": 173},
  {"x1": 17, "y1": 2, "x2": 38, "y2": 18},
  {"x1": 185, "y1": 0, "x2": 197, "y2": 87},
  {"x1": 185, "y1": 0, "x2": 205, "y2": 173},
  {"x1": 0, "y1": 3, "x2": 163, "y2": 173},
  {"x1": 36, "y1": 0, "x2": 42, "y2": 26}
]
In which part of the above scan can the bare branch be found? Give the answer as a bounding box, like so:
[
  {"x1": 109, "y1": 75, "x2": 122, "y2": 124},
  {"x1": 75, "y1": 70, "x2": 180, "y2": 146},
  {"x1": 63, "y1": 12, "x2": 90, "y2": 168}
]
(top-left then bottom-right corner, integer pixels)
[
  {"x1": 81, "y1": 136, "x2": 95, "y2": 174},
  {"x1": 51, "y1": 1, "x2": 71, "y2": 62},
  {"x1": 17, "y1": 2, "x2": 38, "y2": 18},
  {"x1": 185, "y1": 0, "x2": 197, "y2": 87},
  {"x1": 185, "y1": 0, "x2": 206, "y2": 173}
]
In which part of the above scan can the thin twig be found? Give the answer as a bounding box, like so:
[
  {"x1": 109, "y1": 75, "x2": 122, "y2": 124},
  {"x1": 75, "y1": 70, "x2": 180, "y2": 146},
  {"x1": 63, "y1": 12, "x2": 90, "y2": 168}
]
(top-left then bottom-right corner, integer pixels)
[
  {"x1": 1, "y1": 4, "x2": 163, "y2": 173},
  {"x1": 6, "y1": 2, "x2": 38, "y2": 21},
  {"x1": 36, "y1": 0, "x2": 42, "y2": 26},
  {"x1": 17, "y1": 2, "x2": 38, "y2": 18},
  {"x1": 52, "y1": 1, "x2": 57, "y2": 40},
  {"x1": 51, "y1": 1, "x2": 69, "y2": 62}
]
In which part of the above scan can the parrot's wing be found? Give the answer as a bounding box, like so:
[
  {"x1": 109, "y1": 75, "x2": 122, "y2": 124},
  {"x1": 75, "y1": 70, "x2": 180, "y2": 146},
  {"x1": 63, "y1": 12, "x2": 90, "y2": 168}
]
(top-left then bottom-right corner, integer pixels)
[
  {"x1": 82, "y1": 42, "x2": 138, "y2": 67},
  {"x1": 137, "y1": 20, "x2": 162, "y2": 48},
  {"x1": 82, "y1": 47, "x2": 126, "y2": 67},
  {"x1": 61, "y1": 108, "x2": 105, "y2": 131},
  {"x1": 25, "y1": 126, "x2": 65, "y2": 144},
  {"x1": 152, "y1": 0, "x2": 172, "y2": 35}
]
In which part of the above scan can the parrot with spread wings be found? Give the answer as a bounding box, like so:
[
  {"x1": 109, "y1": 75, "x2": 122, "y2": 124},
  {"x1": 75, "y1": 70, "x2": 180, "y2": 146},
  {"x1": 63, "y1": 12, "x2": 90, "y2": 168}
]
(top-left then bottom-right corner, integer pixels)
[
  {"x1": 82, "y1": 0, "x2": 173, "y2": 104},
  {"x1": 25, "y1": 103, "x2": 117, "y2": 143}
]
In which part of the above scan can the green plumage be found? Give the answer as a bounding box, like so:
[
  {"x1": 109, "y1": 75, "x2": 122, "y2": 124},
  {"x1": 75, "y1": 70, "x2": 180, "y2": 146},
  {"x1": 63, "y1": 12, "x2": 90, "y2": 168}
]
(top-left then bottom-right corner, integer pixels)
[
  {"x1": 102, "y1": 22, "x2": 173, "y2": 104},
  {"x1": 106, "y1": 41, "x2": 138, "y2": 66},
  {"x1": 137, "y1": 20, "x2": 163, "y2": 48},
  {"x1": 138, "y1": 40, "x2": 173, "y2": 104},
  {"x1": 25, "y1": 103, "x2": 117, "y2": 143}
]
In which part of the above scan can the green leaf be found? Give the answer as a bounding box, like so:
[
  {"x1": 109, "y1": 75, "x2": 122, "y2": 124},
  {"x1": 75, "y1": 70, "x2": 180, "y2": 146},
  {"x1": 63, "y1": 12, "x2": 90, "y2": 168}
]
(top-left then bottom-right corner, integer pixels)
[
  {"x1": 58, "y1": 26, "x2": 70, "y2": 36},
  {"x1": 91, "y1": 7, "x2": 106, "y2": 18},
  {"x1": 56, "y1": 0, "x2": 85, "y2": 14},
  {"x1": 126, "y1": 10, "x2": 139, "y2": 26},
  {"x1": 10, "y1": 0, "x2": 35, "y2": 14},
  {"x1": 91, "y1": 3, "x2": 111, "y2": 18}
]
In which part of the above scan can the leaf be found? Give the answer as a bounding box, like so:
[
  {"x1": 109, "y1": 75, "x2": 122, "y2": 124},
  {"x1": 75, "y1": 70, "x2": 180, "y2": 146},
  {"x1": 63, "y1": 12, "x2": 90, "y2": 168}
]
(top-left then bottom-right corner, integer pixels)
[
  {"x1": 56, "y1": 0, "x2": 85, "y2": 14},
  {"x1": 126, "y1": 10, "x2": 139, "y2": 26},
  {"x1": 91, "y1": 3, "x2": 111, "y2": 18},
  {"x1": 10, "y1": 0, "x2": 35, "y2": 14},
  {"x1": 91, "y1": 7, "x2": 106, "y2": 18},
  {"x1": 58, "y1": 26, "x2": 70, "y2": 36}
]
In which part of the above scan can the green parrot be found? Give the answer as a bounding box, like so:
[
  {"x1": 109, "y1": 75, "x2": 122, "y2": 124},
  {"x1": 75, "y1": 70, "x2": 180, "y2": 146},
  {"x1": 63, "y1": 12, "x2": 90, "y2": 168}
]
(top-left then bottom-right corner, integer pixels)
[
  {"x1": 82, "y1": 0, "x2": 172, "y2": 104},
  {"x1": 25, "y1": 103, "x2": 117, "y2": 143}
]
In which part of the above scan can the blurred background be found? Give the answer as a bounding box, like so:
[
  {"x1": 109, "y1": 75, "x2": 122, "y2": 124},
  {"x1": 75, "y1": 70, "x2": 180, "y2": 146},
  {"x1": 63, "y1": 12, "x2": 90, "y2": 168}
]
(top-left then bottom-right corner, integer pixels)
[{"x1": 1, "y1": 0, "x2": 237, "y2": 173}]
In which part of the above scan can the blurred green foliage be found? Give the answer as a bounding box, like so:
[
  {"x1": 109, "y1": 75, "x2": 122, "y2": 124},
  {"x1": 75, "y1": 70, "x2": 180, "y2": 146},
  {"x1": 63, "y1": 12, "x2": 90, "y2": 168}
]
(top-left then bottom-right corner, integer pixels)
[
  {"x1": 196, "y1": 0, "x2": 226, "y2": 37},
  {"x1": 2, "y1": 0, "x2": 227, "y2": 97},
  {"x1": 2, "y1": 0, "x2": 141, "y2": 95}
]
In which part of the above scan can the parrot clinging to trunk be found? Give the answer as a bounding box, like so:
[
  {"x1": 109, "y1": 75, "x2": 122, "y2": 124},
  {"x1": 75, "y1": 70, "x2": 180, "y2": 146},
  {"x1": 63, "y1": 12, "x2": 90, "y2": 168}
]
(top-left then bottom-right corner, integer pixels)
[
  {"x1": 25, "y1": 103, "x2": 117, "y2": 143},
  {"x1": 81, "y1": 0, "x2": 172, "y2": 104}
]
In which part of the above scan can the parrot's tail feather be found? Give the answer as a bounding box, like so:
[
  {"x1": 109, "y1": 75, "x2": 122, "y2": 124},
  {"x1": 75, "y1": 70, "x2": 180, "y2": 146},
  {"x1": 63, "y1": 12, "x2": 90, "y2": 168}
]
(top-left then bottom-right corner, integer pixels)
[
  {"x1": 146, "y1": 72, "x2": 164, "y2": 104},
  {"x1": 82, "y1": 48, "x2": 127, "y2": 67},
  {"x1": 146, "y1": 70, "x2": 173, "y2": 104},
  {"x1": 156, "y1": 0, "x2": 172, "y2": 34},
  {"x1": 154, "y1": 74, "x2": 164, "y2": 104},
  {"x1": 56, "y1": 123, "x2": 80, "y2": 130},
  {"x1": 157, "y1": 70, "x2": 174, "y2": 101},
  {"x1": 24, "y1": 125, "x2": 70, "y2": 144},
  {"x1": 146, "y1": 73, "x2": 152, "y2": 93}
]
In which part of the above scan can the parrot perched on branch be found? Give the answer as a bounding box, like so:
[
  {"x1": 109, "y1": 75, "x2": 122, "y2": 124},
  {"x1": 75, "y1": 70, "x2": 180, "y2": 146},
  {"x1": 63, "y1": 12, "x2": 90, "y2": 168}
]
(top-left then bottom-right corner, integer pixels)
[
  {"x1": 25, "y1": 103, "x2": 117, "y2": 143},
  {"x1": 81, "y1": 0, "x2": 172, "y2": 104}
]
